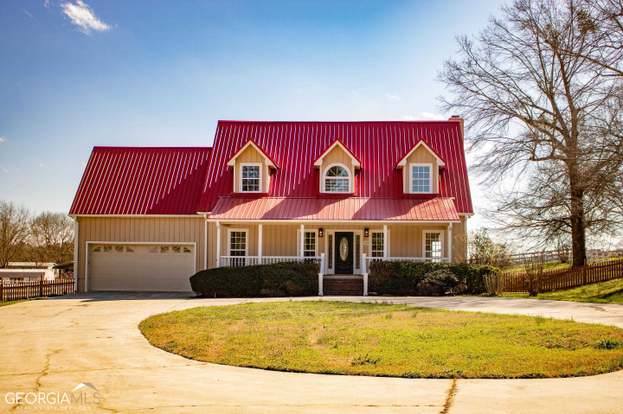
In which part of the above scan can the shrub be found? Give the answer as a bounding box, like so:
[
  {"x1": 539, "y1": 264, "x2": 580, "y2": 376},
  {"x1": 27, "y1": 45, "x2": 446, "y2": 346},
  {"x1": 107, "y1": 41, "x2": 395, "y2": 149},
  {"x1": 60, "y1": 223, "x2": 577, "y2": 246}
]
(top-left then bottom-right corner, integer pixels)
[
  {"x1": 418, "y1": 269, "x2": 461, "y2": 296},
  {"x1": 368, "y1": 261, "x2": 498, "y2": 296},
  {"x1": 190, "y1": 261, "x2": 319, "y2": 298}
]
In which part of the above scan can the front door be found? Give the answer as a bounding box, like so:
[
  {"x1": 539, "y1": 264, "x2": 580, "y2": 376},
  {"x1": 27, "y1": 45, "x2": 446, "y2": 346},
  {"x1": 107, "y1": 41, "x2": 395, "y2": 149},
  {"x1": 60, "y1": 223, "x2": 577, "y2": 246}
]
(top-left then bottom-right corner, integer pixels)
[{"x1": 334, "y1": 232, "x2": 354, "y2": 274}]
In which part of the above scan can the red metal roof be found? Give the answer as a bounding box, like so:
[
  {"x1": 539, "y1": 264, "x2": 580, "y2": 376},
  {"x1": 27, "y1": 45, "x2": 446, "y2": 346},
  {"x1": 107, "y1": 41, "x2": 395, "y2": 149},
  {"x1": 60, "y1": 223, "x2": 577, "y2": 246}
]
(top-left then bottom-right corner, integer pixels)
[
  {"x1": 70, "y1": 120, "x2": 473, "y2": 218},
  {"x1": 69, "y1": 147, "x2": 212, "y2": 215},
  {"x1": 210, "y1": 196, "x2": 460, "y2": 221},
  {"x1": 200, "y1": 120, "x2": 473, "y2": 214}
]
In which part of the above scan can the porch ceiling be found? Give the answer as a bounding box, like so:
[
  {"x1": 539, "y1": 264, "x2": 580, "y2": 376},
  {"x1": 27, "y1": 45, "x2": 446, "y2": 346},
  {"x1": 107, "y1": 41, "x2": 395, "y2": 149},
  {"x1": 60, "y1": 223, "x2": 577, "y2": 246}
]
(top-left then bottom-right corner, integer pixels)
[{"x1": 209, "y1": 196, "x2": 460, "y2": 222}]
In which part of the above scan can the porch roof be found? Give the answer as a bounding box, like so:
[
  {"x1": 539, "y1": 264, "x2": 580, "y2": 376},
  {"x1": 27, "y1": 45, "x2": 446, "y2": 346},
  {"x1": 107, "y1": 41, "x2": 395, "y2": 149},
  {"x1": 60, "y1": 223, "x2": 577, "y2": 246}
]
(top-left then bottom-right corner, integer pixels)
[{"x1": 209, "y1": 196, "x2": 460, "y2": 222}]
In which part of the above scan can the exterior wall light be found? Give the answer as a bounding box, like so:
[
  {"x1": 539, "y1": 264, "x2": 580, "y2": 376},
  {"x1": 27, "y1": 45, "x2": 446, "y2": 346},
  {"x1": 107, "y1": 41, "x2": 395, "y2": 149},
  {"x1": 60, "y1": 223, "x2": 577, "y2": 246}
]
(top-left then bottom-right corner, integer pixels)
[
  {"x1": 364, "y1": 228, "x2": 370, "y2": 238},
  {"x1": 318, "y1": 228, "x2": 324, "y2": 238}
]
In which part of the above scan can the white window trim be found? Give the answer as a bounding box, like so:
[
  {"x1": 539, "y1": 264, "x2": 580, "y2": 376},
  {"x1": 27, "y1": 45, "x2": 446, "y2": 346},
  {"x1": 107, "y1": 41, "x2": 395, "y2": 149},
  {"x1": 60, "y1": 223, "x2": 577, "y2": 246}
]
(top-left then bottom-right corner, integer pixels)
[
  {"x1": 303, "y1": 230, "x2": 318, "y2": 257},
  {"x1": 227, "y1": 228, "x2": 249, "y2": 256},
  {"x1": 239, "y1": 163, "x2": 262, "y2": 193},
  {"x1": 370, "y1": 231, "x2": 385, "y2": 258},
  {"x1": 422, "y1": 230, "x2": 444, "y2": 259},
  {"x1": 321, "y1": 162, "x2": 353, "y2": 193},
  {"x1": 409, "y1": 163, "x2": 433, "y2": 194}
]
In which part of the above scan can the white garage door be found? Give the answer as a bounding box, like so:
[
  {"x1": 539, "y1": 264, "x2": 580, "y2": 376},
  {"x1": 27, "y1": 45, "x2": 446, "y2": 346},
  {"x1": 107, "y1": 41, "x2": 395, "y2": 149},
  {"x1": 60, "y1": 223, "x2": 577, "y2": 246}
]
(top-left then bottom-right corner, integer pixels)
[{"x1": 88, "y1": 243, "x2": 195, "y2": 292}]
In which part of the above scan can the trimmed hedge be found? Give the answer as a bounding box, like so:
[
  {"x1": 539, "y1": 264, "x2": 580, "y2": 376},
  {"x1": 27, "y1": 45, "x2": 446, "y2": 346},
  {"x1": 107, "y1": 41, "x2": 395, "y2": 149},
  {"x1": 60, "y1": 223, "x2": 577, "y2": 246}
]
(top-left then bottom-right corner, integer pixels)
[
  {"x1": 368, "y1": 261, "x2": 498, "y2": 296},
  {"x1": 190, "y1": 261, "x2": 319, "y2": 298}
]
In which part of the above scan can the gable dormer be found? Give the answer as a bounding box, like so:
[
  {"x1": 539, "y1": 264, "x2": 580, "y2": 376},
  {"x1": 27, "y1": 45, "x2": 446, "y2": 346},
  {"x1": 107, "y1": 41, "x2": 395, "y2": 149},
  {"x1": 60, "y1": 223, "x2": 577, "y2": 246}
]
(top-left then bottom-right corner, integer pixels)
[
  {"x1": 227, "y1": 140, "x2": 277, "y2": 193},
  {"x1": 396, "y1": 140, "x2": 445, "y2": 194},
  {"x1": 313, "y1": 139, "x2": 360, "y2": 193}
]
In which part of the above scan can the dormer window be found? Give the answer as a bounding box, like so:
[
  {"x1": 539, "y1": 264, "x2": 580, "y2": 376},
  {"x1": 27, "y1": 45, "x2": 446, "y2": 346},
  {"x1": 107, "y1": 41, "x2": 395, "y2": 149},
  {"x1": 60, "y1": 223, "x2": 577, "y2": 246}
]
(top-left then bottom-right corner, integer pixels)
[
  {"x1": 241, "y1": 163, "x2": 261, "y2": 192},
  {"x1": 227, "y1": 140, "x2": 277, "y2": 194},
  {"x1": 323, "y1": 164, "x2": 351, "y2": 193},
  {"x1": 397, "y1": 141, "x2": 444, "y2": 195},
  {"x1": 410, "y1": 164, "x2": 432, "y2": 193}
]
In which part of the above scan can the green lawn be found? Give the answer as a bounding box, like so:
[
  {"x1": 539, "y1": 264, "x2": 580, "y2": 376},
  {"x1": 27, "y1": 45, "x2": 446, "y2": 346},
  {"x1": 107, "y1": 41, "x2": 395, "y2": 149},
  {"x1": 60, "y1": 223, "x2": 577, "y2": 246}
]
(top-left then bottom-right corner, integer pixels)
[
  {"x1": 503, "y1": 278, "x2": 623, "y2": 304},
  {"x1": 502, "y1": 262, "x2": 571, "y2": 274},
  {"x1": 140, "y1": 301, "x2": 623, "y2": 379},
  {"x1": 0, "y1": 300, "x2": 22, "y2": 307}
]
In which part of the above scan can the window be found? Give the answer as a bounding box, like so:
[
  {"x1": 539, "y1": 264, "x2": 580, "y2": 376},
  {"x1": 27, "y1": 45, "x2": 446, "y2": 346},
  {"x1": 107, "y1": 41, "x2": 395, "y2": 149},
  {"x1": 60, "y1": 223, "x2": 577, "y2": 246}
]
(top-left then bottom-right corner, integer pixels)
[
  {"x1": 324, "y1": 164, "x2": 351, "y2": 193},
  {"x1": 241, "y1": 164, "x2": 261, "y2": 192},
  {"x1": 229, "y1": 230, "x2": 248, "y2": 267},
  {"x1": 304, "y1": 231, "x2": 317, "y2": 257},
  {"x1": 371, "y1": 232, "x2": 384, "y2": 258},
  {"x1": 424, "y1": 231, "x2": 443, "y2": 262},
  {"x1": 411, "y1": 164, "x2": 432, "y2": 193}
]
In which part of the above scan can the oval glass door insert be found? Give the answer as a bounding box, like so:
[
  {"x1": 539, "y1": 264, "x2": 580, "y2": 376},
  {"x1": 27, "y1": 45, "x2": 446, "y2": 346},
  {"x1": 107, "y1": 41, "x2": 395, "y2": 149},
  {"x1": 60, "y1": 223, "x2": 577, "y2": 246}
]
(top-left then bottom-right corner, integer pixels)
[{"x1": 339, "y1": 237, "x2": 349, "y2": 261}]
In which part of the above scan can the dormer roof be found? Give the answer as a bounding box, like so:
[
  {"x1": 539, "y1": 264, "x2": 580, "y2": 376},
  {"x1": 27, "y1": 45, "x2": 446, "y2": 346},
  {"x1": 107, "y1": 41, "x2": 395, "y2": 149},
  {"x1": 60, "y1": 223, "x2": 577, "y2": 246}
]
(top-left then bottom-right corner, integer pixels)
[
  {"x1": 226, "y1": 139, "x2": 278, "y2": 169},
  {"x1": 396, "y1": 140, "x2": 446, "y2": 168},
  {"x1": 313, "y1": 139, "x2": 361, "y2": 168}
]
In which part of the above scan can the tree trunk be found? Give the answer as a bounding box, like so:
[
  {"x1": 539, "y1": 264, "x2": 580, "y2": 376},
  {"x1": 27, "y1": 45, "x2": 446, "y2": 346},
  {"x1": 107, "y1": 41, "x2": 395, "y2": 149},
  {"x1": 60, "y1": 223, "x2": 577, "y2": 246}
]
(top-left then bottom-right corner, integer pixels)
[{"x1": 569, "y1": 185, "x2": 587, "y2": 267}]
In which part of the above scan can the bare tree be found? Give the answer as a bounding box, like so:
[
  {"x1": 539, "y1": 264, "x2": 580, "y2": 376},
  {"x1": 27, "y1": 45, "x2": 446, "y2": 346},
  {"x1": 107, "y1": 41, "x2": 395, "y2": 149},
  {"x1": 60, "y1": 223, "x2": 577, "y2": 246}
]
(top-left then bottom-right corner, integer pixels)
[
  {"x1": 469, "y1": 229, "x2": 512, "y2": 267},
  {"x1": 439, "y1": 0, "x2": 623, "y2": 266},
  {"x1": 0, "y1": 201, "x2": 30, "y2": 268},
  {"x1": 30, "y1": 212, "x2": 74, "y2": 264}
]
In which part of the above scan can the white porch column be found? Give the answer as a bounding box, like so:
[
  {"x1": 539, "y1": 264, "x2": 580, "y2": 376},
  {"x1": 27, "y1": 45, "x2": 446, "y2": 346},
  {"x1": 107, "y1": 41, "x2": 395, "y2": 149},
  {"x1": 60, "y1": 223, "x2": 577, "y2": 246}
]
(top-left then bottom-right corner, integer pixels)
[
  {"x1": 299, "y1": 224, "x2": 305, "y2": 258},
  {"x1": 383, "y1": 224, "x2": 388, "y2": 258},
  {"x1": 362, "y1": 253, "x2": 368, "y2": 296},
  {"x1": 448, "y1": 223, "x2": 453, "y2": 263},
  {"x1": 73, "y1": 218, "x2": 79, "y2": 292},
  {"x1": 216, "y1": 221, "x2": 221, "y2": 267},
  {"x1": 258, "y1": 224, "x2": 263, "y2": 263},
  {"x1": 203, "y1": 215, "x2": 208, "y2": 269}
]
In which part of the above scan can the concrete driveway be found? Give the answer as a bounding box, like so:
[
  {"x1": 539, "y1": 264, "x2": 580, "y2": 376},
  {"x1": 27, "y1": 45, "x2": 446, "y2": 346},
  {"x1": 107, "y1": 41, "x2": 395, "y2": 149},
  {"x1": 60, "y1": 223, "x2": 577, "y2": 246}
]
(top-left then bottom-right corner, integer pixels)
[{"x1": 1, "y1": 294, "x2": 622, "y2": 413}]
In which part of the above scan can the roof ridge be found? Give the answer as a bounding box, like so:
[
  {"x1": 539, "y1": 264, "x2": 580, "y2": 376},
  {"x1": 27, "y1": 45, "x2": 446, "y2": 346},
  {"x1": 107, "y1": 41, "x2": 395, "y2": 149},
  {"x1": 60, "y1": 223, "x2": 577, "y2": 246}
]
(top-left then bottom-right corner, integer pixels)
[
  {"x1": 93, "y1": 146, "x2": 212, "y2": 151},
  {"x1": 217, "y1": 120, "x2": 458, "y2": 124}
]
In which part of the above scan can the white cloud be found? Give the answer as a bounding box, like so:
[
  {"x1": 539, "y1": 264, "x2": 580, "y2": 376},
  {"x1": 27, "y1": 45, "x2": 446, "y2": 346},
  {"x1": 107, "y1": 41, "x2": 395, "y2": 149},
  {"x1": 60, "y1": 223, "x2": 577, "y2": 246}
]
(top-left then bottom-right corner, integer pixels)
[
  {"x1": 384, "y1": 93, "x2": 401, "y2": 102},
  {"x1": 39, "y1": 163, "x2": 46, "y2": 168},
  {"x1": 1, "y1": 167, "x2": 8, "y2": 174},
  {"x1": 61, "y1": 0, "x2": 110, "y2": 34},
  {"x1": 0, "y1": 136, "x2": 6, "y2": 144}
]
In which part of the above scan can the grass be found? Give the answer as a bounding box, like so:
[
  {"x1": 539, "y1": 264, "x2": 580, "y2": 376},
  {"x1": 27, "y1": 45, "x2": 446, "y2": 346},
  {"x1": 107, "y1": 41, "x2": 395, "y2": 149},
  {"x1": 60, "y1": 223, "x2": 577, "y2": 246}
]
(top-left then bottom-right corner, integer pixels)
[
  {"x1": 0, "y1": 300, "x2": 23, "y2": 307},
  {"x1": 502, "y1": 278, "x2": 623, "y2": 304},
  {"x1": 502, "y1": 262, "x2": 571, "y2": 274},
  {"x1": 139, "y1": 301, "x2": 623, "y2": 379}
]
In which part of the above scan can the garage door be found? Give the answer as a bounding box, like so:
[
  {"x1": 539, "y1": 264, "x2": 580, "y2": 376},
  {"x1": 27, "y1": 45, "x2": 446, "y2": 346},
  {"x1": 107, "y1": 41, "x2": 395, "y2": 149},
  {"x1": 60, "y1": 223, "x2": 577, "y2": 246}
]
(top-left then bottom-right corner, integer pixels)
[{"x1": 88, "y1": 243, "x2": 195, "y2": 292}]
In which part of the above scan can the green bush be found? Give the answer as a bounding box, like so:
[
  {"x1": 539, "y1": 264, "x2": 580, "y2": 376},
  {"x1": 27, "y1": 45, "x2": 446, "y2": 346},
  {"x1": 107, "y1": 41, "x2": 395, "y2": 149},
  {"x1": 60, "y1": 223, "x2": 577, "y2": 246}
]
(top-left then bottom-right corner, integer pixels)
[
  {"x1": 189, "y1": 261, "x2": 319, "y2": 298},
  {"x1": 418, "y1": 269, "x2": 461, "y2": 296},
  {"x1": 368, "y1": 261, "x2": 498, "y2": 296}
]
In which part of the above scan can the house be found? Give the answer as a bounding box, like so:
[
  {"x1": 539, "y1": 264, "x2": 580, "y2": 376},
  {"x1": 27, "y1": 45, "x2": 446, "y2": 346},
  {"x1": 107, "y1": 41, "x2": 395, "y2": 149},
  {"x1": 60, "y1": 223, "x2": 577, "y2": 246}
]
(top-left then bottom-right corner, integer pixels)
[
  {"x1": 0, "y1": 262, "x2": 58, "y2": 282},
  {"x1": 69, "y1": 119, "x2": 473, "y2": 294}
]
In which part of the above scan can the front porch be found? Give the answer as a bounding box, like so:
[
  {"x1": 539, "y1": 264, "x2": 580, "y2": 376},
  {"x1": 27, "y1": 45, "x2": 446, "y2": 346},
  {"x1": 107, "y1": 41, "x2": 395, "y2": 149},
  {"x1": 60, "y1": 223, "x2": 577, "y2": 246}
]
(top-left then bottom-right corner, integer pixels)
[{"x1": 213, "y1": 221, "x2": 463, "y2": 296}]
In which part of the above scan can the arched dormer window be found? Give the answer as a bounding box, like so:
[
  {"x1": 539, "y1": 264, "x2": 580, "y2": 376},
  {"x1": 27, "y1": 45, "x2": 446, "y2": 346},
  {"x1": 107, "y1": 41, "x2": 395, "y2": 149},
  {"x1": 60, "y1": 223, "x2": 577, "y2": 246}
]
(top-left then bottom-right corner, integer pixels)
[{"x1": 323, "y1": 163, "x2": 352, "y2": 193}]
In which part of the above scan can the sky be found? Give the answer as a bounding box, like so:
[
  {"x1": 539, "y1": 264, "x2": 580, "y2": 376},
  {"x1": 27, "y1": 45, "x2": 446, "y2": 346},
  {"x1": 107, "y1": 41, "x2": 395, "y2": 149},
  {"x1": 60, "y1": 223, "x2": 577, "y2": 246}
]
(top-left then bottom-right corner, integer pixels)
[{"x1": 0, "y1": 0, "x2": 507, "y2": 233}]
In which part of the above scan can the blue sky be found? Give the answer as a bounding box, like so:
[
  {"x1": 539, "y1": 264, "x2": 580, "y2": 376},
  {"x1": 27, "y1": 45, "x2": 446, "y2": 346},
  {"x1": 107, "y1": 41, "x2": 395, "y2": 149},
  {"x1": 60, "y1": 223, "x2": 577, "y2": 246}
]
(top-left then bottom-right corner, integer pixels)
[{"x1": 0, "y1": 0, "x2": 505, "y2": 230}]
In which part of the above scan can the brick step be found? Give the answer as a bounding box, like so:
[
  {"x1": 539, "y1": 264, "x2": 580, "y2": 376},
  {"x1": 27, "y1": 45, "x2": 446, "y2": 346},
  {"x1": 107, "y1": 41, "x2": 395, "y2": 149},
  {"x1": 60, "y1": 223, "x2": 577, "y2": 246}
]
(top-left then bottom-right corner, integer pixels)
[{"x1": 323, "y1": 277, "x2": 364, "y2": 296}]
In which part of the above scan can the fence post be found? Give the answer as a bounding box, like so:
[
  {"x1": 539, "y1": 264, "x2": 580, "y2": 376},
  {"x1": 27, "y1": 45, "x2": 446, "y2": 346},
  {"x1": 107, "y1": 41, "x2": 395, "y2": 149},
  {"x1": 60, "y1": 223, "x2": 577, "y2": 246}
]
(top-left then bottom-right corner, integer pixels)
[
  {"x1": 40, "y1": 277, "x2": 44, "y2": 297},
  {"x1": 0, "y1": 280, "x2": 3, "y2": 301},
  {"x1": 582, "y1": 266, "x2": 587, "y2": 285}
]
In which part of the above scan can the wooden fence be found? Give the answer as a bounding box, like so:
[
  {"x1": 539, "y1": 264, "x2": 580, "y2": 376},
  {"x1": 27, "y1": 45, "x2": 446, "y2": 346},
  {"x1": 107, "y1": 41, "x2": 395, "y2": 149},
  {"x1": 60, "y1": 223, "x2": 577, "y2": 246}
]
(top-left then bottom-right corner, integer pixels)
[
  {"x1": 498, "y1": 258, "x2": 623, "y2": 293},
  {"x1": 0, "y1": 278, "x2": 75, "y2": 301}
]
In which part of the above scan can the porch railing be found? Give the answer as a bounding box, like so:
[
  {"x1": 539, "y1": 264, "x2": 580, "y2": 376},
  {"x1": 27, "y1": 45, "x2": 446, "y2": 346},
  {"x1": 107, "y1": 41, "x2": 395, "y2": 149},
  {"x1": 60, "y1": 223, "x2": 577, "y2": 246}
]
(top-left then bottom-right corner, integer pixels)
[
  {"x1": 364, "y1": 256, "x2": 450, "y2": 269},
  {"x1": 219, "y1": 255, "x2": 322, "y2": 268}
]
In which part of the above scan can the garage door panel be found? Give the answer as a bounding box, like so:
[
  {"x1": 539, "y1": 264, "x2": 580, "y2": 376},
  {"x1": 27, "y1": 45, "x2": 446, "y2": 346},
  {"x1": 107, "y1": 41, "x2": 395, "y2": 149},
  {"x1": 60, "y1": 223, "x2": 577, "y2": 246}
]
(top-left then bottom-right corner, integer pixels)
[{"x1": 88, "y1": 244, "x2": 195, "y2": 292}]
